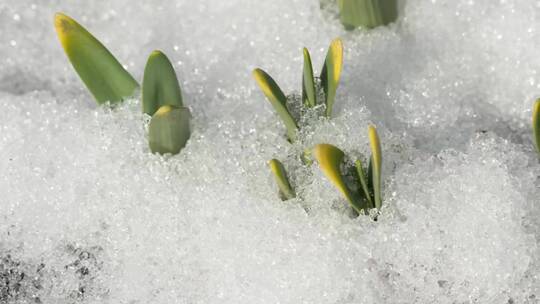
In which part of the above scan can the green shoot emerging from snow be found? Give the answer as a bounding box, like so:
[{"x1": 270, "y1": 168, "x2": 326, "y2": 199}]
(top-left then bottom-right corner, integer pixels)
[
  {"x1": 268, "y1": 159, "x2": 296, "y2": 201},
  {"x1": 253, "y1": 38, "x2": 343, "y2": 142},
  {"x1": 314, "y1": 125, "x2": 383, "y2": 216},
  {"x1": 143, "y1": 51, "x2": 191, "y2": 155},
  {"x1": 337, "y1": 0, "x2": 398, "y2": 30},
  {"x1": 54, "y1": 13, "x2": 139, "y2": 104}
]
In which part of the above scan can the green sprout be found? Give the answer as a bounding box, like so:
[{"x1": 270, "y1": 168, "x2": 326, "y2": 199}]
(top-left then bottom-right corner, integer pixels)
[
  {"x1": 534, "y1": 99, "x2": 540, "y2": 155},
  {"x1": 54, "y1": 13, "x2": 139, "y2": 104},
  {"x1": 268, "y1": 159, "x2": 296, "y2": 201},
  {"x1": 313, "y1": 125, "x2": 383, "y2": 215},
  {"x1": 55, "y1": 13, "x2": 190, "y2": 156},
  {"x1": 337, "y1": 0, "x2": 398, "y2": 30},
  {"x1": 253, "y1": 38, "x2": 343, "y2": 142},
  {"x1": 143, "y1": 51, "x2": 191, "y2": 155}
]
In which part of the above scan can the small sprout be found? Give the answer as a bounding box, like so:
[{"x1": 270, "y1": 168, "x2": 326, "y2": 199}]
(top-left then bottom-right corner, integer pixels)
[
  {"x1": 252, "y1": 38, "x2": 343, "y2": 141},
  {"x1": 148, "y1": 105, "x2": 191, "y2": 155},
  {"x1": 268, "y1": 159, "x2": 296, "y2": 200},
  {"x1": 313, "y1": 143, "x2": 365, "y2": 214},
  {"x1": 320, "y1": 38, "x2": 344, "y2": 118},
  {"x1": 302, "y1": 48, "x2": 316, "y2": 108},
  {"x1": 337, "y1": 0, "x2": 398, "y2": 30},
  {"x1": 534, "y1": 99, "x2": 540, "y2": 154},
  {"x1": 368, "y1": 125, "x2": 382, "y2": 209},
  {"x1": 142, "y1": 50, "x2": 184, "y2": 116},
  {"x1": 355, "y1": 159, "x2": 373, "y2": 208},
  {"x1": 253, "y1": 68, "x2": 299, "y2": 141},
  {"x1": 314, "y1": 126, "x2": 384, "y2": 216},
  {"x1": 143, "y1": 51, "x2": 191, "y2": 156},
  {"x1": 54, "y1": 12, "x2": 139, "y2": 104}
]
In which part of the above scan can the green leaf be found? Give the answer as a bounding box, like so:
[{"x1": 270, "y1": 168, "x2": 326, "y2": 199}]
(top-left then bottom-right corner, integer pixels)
[
  {"x1": 253, "y1": 68, "x2": 298, "y2": 141},
  {"x1": 534, "y1": 99, "x2": 540, "y2": 154},
  {"x1": 355, "y1": 159, "x2": 373, "y2": 208},
  {"x1": 320, "y1": 38, "x2": 343, "y2": 118},
  {"x1": 368, "y1": 125, "x2": 382, "y2": 209},
  {"x1": 313, "y1": 144, "x2": 364, "y2": 213},
  {"x1": 54, "y1": 12, "x2": 139, "y2": 104},
  {"x1": 268, "y1": 159, "x2": 296, "y2": 200},
  {"x1": 302, "y1": 48, "x2": 316, "y2": 108},
  {"x1": 337, "y1": 0, "x2": 398, "y2": 30},
  {"x1": 148, "y1": 105, "x2": 191, "y2": 155},
  {"x1": 142, "y1": 50, "x2": 183, "y2": 116}
]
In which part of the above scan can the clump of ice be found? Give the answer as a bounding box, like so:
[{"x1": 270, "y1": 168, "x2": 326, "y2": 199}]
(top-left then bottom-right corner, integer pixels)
[{"x1": 1, "y1": 0, "x2": 540, "y2": 303}]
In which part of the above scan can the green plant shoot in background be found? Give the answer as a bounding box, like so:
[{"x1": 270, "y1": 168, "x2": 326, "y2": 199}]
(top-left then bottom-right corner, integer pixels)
[
  {"x1": 55, "y1": 13, "x2": 190, "y2": 156},
  {"x1": 337, "y1": 0, "x2": 398, "y2": 30}
]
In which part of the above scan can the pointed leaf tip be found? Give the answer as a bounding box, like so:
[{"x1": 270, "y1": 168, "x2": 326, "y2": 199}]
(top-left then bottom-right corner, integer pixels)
[
  {"x1": 150, "y1": 49, "x2": 164, "y2": 57},
  {"x1": 252, "y1": 69, "x2": 285, "y2": 105},
  {"x1": 54, "y1": 12, "x2": 139, "y2": 104},
  {"x1": 302, "y1": 47, "x2": 310, "y2": 58},
  {"x1": 313, "y1": 144, "x2": 363, "y2": 213},
  {"x1": 534, "y1": 99, "x2": 540, "y2": 154},
  {"x1": 268, "y1": 159, "x2": 296, "y2": 200},
  {"x1": 252, "y1": 68, "x2": 298, "y2": 141},
  {"x1": 54, "y1": 13, "x2": 75, "y2": 39},
  {"x1": 142, "y1": 50, "x2": 183, "y2": 116}
]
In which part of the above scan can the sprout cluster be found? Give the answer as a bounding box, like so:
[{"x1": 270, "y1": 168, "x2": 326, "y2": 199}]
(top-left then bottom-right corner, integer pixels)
[{"x1": 54, "y1": 13, "x2": 190, "y2": 156}]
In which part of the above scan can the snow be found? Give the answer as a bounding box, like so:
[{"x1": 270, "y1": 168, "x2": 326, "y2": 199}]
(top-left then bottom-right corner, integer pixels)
[{"x1": 0, "y1": 0, "x2": 539, "y2": 303}]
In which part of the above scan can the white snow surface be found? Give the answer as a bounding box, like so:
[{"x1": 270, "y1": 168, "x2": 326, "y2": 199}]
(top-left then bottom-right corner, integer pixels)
[{"x1": 0, "y1": 0, "x2": 540, "y2": 303}]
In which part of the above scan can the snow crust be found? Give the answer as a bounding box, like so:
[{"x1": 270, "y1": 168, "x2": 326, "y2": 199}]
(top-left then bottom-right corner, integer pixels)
[{"x1": 0, "y1": 0, "x2": 539, "y2": 303}]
